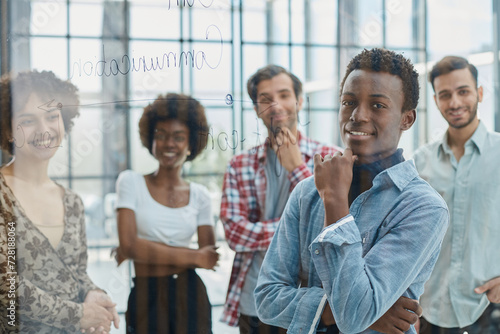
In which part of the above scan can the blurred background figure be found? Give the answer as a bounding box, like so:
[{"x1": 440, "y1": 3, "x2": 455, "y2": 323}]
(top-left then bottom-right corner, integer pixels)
[
  {"x1": 414, "y1": 56, "x2": 500, "y2": 333},
  {"x1": 113, "y1": 93, "x2": 219, "y2": 334},
  {"x1": 219, "y1": 64, "x2": 341, "y2": 333},
  {"x1": 0, "y1": 70, "x2": 119, "y2": 333}
]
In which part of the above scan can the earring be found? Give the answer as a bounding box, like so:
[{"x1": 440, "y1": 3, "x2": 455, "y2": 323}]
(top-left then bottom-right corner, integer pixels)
[{"x1": 187, "y1": 150, "x2": 191, "y2": 156}]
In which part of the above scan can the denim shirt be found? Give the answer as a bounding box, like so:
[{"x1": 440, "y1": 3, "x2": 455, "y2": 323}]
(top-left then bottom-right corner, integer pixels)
[{"x1": 255, "y1": 160, "x2": 449, "y2": 334}]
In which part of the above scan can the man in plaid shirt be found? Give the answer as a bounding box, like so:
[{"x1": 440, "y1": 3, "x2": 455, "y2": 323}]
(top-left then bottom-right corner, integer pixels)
[{"x1": 219, "y1": 64, "x2": 341, "y2": 332}]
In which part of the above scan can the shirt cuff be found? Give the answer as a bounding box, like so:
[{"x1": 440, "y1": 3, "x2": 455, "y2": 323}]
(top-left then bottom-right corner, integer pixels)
[
  {"x1": 288, "y1": 291, "x2": 328, "y2": 334},
  {"x1": 317, "y1": 215, "x2": 354, "y2": 241},
  {"x1": 310, "y1": 214, "x2": 361, "y2": 249}
]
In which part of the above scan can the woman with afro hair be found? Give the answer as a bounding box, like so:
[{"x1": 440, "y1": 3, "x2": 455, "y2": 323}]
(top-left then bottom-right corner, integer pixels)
[{"x1": 113, "y1": 93, "x2": 219, "y2": 334}]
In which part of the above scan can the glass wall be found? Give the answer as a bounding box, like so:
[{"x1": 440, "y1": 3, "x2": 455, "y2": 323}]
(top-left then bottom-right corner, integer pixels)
[
  {"x1": 1, "y1": 1, "x2": 498, "y2": 333},
  {"x1": 426, "y1": 0, "x2": 495, "y2": 142}
]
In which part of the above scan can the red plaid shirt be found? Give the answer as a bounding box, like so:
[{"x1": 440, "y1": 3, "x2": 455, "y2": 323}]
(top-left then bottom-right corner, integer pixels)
[{"x1": 219, "y1": 132, "x2": 341, "y2": 326}]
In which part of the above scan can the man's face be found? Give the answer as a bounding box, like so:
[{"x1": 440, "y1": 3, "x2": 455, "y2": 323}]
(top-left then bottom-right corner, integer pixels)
[
  {"x1": 433, "y1": 68, "x2": 483, "y2": 130},
  {"x1": 339, "y1": 69, "x2": 415, "y2": 164},
  {"x1": 254, "y1": 73, "x2": 303, "y2": 133}
]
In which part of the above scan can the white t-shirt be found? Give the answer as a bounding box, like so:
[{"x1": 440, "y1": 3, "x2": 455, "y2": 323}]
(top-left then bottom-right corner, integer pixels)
[{"x1": 115, "y1": 170, "x2": 213, "y2": 248}]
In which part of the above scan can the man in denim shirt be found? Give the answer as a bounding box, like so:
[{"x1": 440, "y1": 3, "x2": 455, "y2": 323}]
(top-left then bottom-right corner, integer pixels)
[
  {"x1": 255, "y1": 48, "x2": 449, "y2": 334},
  {"x1": 414, "y1": 56, "x2": 500, "y2": 333}
]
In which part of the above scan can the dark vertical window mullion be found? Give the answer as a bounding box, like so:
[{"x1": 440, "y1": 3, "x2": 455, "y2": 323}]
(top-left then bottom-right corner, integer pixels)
[{"x1": 266, "y1": 1, "x2": 272, "y2": 63}]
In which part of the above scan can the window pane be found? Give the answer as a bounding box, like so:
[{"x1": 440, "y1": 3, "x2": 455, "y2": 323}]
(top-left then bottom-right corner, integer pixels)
[
  {"x1": 31, "y1": 37, "x2": 68, "y2": 78},
  {"x1": 428, "y1": 0, "x2": 492, "y2": 59},
  {"x1": 476, "y1": 61, "x2": 495, "y2": 130},
  {"x1": 200, "y1": 108, "x2": 239, "y2": 167},
  {"x1": 269, "y1": 45, "x2": 290, "y2": 68},
  {"x1": 71, "y1": 107, "x2": 103, "y2": 177},
  {"x1": 69, "y1": 3, "x2": 103, "y2": 37},
  {"x1": 242, "y1": 5, "x2": 267, "y2": 42},
  {"x1": 242, "y1": 109, "x2": 266, "y2": 152},
  {"x1": 400, "y1": 122, "x2": 416, "y2": 158},
  {"x1": 386, "y1": 0, "x2": 413, "y2": 48},
  {"x1": 343, "y1": 0, "x2": 383, "y2": 47},
  {"x1": 243, "y1": 45, "x2": 267, "y2": 83},
  {"x1": 191, "y1": 41, "x2": 232, "y2": 104},
  {"x1": 270, "y1": 0, "x2": 290, "y2": 43},
  {"x1": 73, "y1": 179, "x2": 105, "y2": 239},
  {"x1": 308, "y1": 0, "x2": 337, "y2": 45},
  {"x1": 48, "y1": 137, "x2": 70, "y2": 178},
  {"x1": 290, "y1": 0, "x2": 305, "y2": 44},
  {"x1": 129, "y1": 107, "x2": 158, "y2": 174},
  {"x1": 69, "y1": 39, "x2": 103, "y2": 94},
  {"x1": 191, "y1": 6, "x2": 232, "y2": 42},
  {"x1": 306, "y1": 47, "x2": 336, "y2": 109},
  {"x1": 31, "y1": 0, "x2": 68, "y2": 36},
  {"x1": 129, "y1": 3, "x2": 181, "y2": 39},
  {"x1": 291, "y1": 46, "x2": 306, "y2": 82},
  {"x1": 308, "y1": 110, "x2": 339, "y2": 147},
  {"x1": 128, "y1": 41, "x2": 182, "y2": 100}
]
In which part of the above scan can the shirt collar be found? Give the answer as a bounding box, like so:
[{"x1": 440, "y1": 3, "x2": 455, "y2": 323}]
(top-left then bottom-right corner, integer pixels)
[
  {"x1": 438, "y1": 120, "x2": 487, "y2": 157},
  {"x1": 352, "y1": 148, "x2": 405, "y2": 177},
  {"x1": 468, "y1": 120, "x2": 487, "y2": 154},
  {"x1": 349, "y1": 149, "x2": 405, "y2": 204},
  {"x1": 372, "y1": 159, "x2": 419, "y2": 192}
]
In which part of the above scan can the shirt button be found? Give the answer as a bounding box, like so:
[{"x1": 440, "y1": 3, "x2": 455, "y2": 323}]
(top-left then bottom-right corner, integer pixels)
[{"x1": 314, "y1": 249, "x2": 320, "y2": 255}]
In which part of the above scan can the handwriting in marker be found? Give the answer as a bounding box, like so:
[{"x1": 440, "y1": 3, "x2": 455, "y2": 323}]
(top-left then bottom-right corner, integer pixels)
[
  {"x1": 225, "y1": 94, "x2": 233, "y2": 106},
  {"x1": 37, "y1": 99, "x2": 61, "y2": 112}
]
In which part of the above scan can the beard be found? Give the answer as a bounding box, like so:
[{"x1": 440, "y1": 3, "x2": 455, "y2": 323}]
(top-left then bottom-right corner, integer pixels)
[{"x1": 447, "y1": 100, "x2": 479, "y2": 129}]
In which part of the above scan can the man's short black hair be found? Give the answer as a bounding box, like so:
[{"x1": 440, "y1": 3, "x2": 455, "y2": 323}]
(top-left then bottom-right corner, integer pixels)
[{"x1": 340, "y1": 48, "x2": 420, "y2": 112}]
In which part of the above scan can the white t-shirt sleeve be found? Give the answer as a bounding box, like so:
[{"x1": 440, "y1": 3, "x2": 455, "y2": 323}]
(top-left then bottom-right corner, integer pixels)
[
  {"x1": 195, "y1": 184, "x2": 214, "y2": 227},
  {"x1": 115, "y1": 170, "x2": 138, "y2": 211}
]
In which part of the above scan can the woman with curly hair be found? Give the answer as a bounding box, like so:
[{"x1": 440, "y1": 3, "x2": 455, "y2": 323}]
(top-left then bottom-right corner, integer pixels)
[
  {"x1": 114, "y1": 93, "x2": 219, "y2": 334},
  {"x1": 0, "y1": 70, "x2": 119, "y2": 333}
]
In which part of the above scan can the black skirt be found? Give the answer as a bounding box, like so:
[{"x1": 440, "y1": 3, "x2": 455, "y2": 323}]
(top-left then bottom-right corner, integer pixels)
[{"x1": 126, "y1": 270, "x2": 212, "y2": 334}]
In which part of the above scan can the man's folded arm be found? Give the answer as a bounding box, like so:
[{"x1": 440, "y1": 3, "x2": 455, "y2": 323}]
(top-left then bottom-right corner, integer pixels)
[{"x1": 311, "y1": 205, "x2": 448, "y2": 333}]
